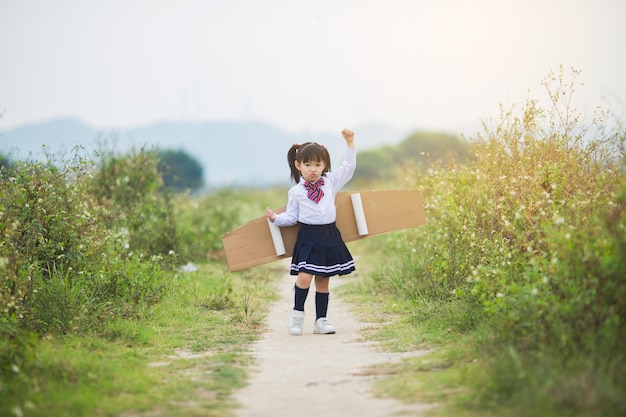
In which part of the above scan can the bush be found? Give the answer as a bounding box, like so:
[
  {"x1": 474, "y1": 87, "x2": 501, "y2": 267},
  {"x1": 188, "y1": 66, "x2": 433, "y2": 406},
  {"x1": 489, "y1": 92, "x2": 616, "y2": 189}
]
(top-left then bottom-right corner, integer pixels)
[
  {"x1": 1, "y1": 146, "x2": 178, "y2": 337},
  {"x1": 0, "y1": 151, "x2": 106, "y2": 330},
  {"x1": 85, "y1": 146, "x2": 178, "y2": 257},
  {"x1": 353, "y1": 131, "x2": 471, "y2": 186},
  {"x1": 174, "y1": 189, "x2": 265, "y2": 261},
  {"x1": 370, "y1": 66, "x2": 626, "y2": 414}
]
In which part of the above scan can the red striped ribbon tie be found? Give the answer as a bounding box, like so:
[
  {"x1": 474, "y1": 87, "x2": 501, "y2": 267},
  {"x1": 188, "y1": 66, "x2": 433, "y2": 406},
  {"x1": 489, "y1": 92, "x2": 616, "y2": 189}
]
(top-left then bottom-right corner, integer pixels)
[{"x1": 304, "y1": 178, "x2": 325, "y2": 203}]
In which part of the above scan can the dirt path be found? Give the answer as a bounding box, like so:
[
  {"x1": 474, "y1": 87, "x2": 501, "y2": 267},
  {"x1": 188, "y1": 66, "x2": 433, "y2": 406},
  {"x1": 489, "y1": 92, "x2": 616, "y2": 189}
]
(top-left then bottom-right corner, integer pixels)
[{"x1": 231, "y1": 265, "x2": 431, "y2": 417}]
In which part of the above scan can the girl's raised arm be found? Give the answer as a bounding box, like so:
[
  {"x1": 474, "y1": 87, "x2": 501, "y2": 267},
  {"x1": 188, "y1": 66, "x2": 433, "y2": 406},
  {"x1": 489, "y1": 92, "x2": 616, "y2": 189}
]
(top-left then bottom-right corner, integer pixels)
[{"x1": 342, "y1": 129, "x2": 355, "y2": 147}]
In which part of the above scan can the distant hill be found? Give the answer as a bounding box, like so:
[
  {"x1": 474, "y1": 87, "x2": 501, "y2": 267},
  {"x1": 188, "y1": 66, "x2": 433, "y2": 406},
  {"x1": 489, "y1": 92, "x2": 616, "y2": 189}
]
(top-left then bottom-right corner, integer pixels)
[{"x1": 0, "y1": 119, "x2": 408, "y2": 187}]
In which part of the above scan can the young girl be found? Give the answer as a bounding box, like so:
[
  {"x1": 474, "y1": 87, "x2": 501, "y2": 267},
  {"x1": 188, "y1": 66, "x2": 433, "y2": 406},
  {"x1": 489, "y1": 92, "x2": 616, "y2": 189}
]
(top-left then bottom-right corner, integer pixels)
[{"x1": 266, "y1": 129, "x2": 356, "y2": 336}]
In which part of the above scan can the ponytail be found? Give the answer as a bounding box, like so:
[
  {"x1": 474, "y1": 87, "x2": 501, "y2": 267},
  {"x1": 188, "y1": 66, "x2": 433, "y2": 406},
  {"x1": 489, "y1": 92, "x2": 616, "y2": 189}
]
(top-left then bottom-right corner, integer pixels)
[{"x1": 287, "y1": 144, "x2": 301, "y2": 183}]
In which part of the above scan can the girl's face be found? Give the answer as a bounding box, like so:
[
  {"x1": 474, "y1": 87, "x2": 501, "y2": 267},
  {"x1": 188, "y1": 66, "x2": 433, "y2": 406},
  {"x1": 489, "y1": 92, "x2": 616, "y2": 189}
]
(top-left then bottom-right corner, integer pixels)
[{"x1": 295, "y1": 159, "x2": 326, "y2": 183}]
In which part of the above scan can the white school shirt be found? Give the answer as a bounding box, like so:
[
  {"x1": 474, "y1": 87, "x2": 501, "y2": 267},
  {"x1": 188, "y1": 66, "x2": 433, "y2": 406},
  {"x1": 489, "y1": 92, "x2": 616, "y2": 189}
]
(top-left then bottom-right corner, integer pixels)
[{"x1": 273, "y1": 146, "x2": 356, "y2": 227}]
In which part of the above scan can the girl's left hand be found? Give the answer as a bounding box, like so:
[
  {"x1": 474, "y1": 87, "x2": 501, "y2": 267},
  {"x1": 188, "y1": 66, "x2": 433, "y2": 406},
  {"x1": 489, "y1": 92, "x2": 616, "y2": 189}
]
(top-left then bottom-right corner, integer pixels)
[{"x1": 341, "y1": 129, "x2": 354, "y2": 144}]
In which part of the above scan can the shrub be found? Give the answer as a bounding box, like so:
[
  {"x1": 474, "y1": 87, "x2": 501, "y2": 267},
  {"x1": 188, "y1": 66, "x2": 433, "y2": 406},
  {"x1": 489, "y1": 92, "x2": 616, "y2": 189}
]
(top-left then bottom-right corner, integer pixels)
[
  {"x1": 371, "y1": 66, "x2": 626, "y2": 414},
  {"x1": 0, "y1": 150, "x2": 106, "y2": 331},
  {"x1": 85, "y1": 146, "x2": 178, "y2": 258},
  {"x1": 174, "y1": 189, "x2": 262, "y2": 261},
  {"x1": 1, "y1": 146, "x2": 178, "y2": 336}
]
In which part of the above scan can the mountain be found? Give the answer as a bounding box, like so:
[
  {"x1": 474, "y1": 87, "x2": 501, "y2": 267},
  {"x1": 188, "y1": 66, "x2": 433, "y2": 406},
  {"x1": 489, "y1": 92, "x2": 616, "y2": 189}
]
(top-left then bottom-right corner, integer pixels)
[{"x1": 0, "y1": 119, "x2": 409, "y2": 187}]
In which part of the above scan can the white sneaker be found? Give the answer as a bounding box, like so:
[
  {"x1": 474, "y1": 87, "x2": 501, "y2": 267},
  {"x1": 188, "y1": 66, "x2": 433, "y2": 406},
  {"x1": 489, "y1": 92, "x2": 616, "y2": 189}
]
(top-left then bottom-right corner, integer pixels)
[
  {"x1": 314, "y1": 317, "x2": 336, "y2": 334},
  {"x1": 288, "y1": 310, "x2": 305, "y2": 335}
]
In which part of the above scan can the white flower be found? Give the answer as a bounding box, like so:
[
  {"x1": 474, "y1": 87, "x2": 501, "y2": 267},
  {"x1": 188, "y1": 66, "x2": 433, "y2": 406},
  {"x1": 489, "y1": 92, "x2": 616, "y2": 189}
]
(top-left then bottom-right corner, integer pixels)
[{"x1": 12, "y1": 406, "x2": 24, "y2": 417}]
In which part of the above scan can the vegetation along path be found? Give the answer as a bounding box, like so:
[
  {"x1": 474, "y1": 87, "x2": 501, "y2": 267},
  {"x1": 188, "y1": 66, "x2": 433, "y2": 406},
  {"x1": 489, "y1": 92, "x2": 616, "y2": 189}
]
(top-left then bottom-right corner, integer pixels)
[{"x1": 231, "y1": 262, "x2": 432, "y2": 417}]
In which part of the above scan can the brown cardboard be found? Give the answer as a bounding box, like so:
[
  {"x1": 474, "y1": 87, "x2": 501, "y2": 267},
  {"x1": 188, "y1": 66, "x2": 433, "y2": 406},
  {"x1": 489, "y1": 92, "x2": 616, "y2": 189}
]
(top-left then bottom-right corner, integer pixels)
[{"x1": 221, "y1": 189, "x2": 426, "y2": 271}]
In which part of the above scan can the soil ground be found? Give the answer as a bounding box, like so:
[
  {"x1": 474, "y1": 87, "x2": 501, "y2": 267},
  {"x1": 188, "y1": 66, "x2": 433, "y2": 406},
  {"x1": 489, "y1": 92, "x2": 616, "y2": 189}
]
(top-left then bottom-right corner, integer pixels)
[{"x1": 231, "y1": 264, "x2": 432, "y2": 417}]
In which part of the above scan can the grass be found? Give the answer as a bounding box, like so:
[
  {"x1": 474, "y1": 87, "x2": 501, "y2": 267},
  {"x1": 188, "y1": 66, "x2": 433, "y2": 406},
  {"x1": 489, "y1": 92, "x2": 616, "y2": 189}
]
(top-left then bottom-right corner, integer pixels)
[
  {"x1": 338, "y1": 263, "x2": 488, "y2": 417},
  {"x1": 342, "y1": 234, "x2": 626, "y2": 417},
  {"x1": 4, "y1": 261, "x2": 278, "y2": 417}
]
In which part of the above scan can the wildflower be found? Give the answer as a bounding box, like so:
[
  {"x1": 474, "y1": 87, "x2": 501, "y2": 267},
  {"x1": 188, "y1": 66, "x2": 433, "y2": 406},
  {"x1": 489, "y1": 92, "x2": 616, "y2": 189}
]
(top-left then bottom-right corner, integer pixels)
[
  {"x1": 565, "y1": 233, "x2": 571, "y2": 239},
  {"x1": 496, "y1": 292, "x2": 504, "y2": 298},
  {"x1": 531, "y1": 288, "x2": 538, "y2": 295}
]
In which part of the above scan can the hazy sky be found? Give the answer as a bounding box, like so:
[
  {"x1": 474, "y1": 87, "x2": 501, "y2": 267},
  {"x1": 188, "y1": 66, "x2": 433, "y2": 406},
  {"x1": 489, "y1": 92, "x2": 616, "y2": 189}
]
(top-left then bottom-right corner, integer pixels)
[{"x1": 1, "y1": 0, "x2": 625, "y2": 134}]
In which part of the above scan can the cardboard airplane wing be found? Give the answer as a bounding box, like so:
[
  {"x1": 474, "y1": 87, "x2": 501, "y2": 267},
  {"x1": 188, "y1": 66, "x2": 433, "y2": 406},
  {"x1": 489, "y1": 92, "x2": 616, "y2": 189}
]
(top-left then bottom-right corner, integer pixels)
[{"x1": 221, "y1": 189, "x2": 426, "y2": 272}]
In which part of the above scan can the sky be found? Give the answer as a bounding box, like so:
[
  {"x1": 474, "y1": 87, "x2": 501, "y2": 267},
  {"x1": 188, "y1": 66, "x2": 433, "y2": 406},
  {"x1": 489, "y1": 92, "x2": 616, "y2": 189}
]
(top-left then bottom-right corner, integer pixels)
[{"x1": 1, "y1": 0, "x2": 625, "y2": 135}]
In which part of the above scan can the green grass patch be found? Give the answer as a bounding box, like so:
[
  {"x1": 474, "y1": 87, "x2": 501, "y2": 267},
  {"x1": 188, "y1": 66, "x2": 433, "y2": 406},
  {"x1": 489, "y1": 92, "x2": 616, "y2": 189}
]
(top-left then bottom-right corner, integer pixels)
[{"x1": 1, "y1": 261, "x2": 277, "y2": 417}]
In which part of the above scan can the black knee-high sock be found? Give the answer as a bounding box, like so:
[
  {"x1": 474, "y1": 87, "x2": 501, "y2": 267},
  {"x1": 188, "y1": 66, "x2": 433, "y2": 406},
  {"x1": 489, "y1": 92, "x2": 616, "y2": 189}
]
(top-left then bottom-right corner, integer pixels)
[
  {"x1": 294, "y1": 285, "x2": 309, "y2": 311},
  {"x1": 315, "y1": 292, "x2": 329, "y2": 320}
]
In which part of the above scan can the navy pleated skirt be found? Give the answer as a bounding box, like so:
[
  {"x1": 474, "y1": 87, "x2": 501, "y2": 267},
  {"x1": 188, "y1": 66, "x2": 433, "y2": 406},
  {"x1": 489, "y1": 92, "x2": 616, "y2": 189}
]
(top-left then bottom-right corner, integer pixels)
[{"x1": 290, "y1": 222, "x2": 355, "y2": 277}]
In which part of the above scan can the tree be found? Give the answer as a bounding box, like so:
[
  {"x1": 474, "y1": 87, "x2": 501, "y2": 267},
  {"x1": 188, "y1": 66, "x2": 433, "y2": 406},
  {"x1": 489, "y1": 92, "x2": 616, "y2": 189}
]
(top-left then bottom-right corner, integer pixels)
[
  {"x1": 157, "y1": 149, "x2": 204, "y2": 192},
  {"x1": 352, "y1": 131, "x2": 471, "y2": 185},
  {"x1": 397, "y1": 131, "x2": 471, "y2": 166}
]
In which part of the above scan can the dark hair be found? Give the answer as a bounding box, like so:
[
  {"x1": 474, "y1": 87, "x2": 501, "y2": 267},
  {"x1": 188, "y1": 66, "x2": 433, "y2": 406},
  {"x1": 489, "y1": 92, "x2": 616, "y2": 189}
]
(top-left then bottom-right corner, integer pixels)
[{"x1": 287, "y1": 142, "x2": 331, "y2": 183}]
